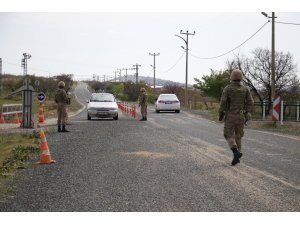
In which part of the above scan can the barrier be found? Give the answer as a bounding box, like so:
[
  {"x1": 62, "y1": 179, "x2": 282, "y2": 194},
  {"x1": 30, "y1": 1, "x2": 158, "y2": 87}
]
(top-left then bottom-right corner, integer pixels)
[
  {"x1": 38, "y1": 104, "x2": 46, "y2": 124},
  {"x1": 117, "y1": 101, "x2": 137, "y2": 119},
  {"x1": 1, "y1": 104, "x2": 22, "y2": 115},
  {"x1": 0, "y1": 114, "x2": 5, "y2": 124},
  {"x1": 14, "y1": 113, "x2": 21, "y2": 124},
  {"x1": 272, "y1": 96, "x2": 280, "y2": 122},
  {"x1": 39, "y1": 128, "x2": 56, "y2": 164}
]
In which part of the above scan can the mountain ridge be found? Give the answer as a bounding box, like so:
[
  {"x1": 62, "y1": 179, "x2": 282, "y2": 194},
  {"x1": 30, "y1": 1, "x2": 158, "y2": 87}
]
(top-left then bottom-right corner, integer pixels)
[{"x1": 119, "y1": 75, "x2": 185, "y2": 86}]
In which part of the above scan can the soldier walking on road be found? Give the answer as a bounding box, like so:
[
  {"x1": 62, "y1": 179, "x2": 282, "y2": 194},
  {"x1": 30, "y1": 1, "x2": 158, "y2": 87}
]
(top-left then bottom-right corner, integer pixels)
[
  {"x1": 138, "y1": 87, "x2": 148, "y2": 121},
  {"x1": 55, "y1": 81, "x2": 70, "y2": 132},
  {"x1": 219, "y1": 69, "x2": 254, "y2": 165}
]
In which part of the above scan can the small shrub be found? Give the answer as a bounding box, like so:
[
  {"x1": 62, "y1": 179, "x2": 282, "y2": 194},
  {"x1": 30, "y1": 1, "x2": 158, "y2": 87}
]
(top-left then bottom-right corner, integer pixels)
[{"x1": 0, "y1": 146, "x2": 38, "y2": 177}]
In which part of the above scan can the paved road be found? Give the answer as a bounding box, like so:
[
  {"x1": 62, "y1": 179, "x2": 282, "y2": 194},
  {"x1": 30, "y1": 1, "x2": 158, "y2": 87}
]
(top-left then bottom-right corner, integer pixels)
[{"x1": 0, "y1": 82, "x2": 299, "y2": 211}]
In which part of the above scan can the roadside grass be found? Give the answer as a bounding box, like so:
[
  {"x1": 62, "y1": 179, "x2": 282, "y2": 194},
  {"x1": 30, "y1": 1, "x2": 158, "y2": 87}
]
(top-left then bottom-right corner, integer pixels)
[
  {"x1": 207, "y1": 109, "x2": 300, "y2": 136},
  {"x1": 0, "y1": 133, "x2": 39, "y2": 197},
  {"x1": 247, "y1": 121, "x2": 300, "y2": 136}
]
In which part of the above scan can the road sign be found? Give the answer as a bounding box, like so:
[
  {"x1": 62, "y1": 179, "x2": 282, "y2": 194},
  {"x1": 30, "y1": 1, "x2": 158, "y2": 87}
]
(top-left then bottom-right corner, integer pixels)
[
  {"x1": 37, "y1": 92, "x2": 46, "y2": 103},
  {"x1": 35, "y1": 80, "x2": 40, "y2": 87},
  {"x1": 272, "y1": 96, "x2": 280, "y2": 122}
]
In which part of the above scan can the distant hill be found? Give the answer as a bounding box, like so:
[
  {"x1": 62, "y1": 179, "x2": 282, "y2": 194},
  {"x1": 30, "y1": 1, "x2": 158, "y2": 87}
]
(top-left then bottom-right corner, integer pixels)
[{"x1": 118, "y1": 75, "x2": 185, "y2": 87}]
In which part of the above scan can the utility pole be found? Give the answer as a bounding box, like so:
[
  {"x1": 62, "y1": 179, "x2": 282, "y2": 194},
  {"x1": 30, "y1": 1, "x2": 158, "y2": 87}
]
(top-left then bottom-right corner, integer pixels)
[
  {"x1": 22, "y1": 53, "x2": 31, "y2": 77},
  {"x1": 133, "y1": 64, "x2": 141, "y2": 84},
  {"x1": 124, "y1": 68, "x2": 128, "y2": 81},
  {"x1": 118, "y1": 69, "x2": 122, "y2": 82},
  {"x1": 114, "y1": 71, "x2": 117, "y2": 82},
  {"x1": 175, "y1": 30, "x2": 195, "y2": 107},
  {"x1": 271, "y1": 12, "x2": 276, "y2": 100},
  {"x1": 122, "y1": 68, "x2": 134, "y2": 82},
  {"x1": 261, "y1": 12, "x2": 276, "y2": 100},
  {"x1": 149, "y1": 52, "x2": 160, "y2": 91},
  {"x1": 0, "y1": 58, "x2": 2, "y2": 96}
]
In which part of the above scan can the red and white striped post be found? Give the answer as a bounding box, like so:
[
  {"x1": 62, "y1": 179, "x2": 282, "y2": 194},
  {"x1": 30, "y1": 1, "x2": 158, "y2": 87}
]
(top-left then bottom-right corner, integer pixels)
[{"x1": 272, "y1": 96, "x2": 280, "y2": 123}]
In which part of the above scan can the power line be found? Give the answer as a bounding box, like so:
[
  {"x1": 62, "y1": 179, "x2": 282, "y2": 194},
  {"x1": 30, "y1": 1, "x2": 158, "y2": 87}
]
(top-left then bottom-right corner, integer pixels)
[
  {"x1": 189, "y1": 21, "x2": 269, "y2": 60},
  {"x1": 156, "y1": 52, "x2": 185, "y2": 73},
  {"x1": 276, "y1": 21, "x2": 300, "y2": 26}
]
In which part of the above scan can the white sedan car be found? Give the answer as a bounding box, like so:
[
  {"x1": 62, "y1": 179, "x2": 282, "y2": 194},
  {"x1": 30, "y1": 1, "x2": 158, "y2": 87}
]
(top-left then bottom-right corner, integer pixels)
[
  {"x1": 86, "y1": 93, "x2": 118, "y2": 120},
  {"x1": 155, "y1": 94, "x2": 180, "y2": 113}
]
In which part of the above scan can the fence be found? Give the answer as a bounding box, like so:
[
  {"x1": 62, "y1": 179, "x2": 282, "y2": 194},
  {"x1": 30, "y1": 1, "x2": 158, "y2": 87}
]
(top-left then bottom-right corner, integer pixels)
[
  {"x1": 0, "y1": 104, "x2": 22, "y2": 122},
  {"x1": 252, "y1": 101, "x2": 300, "y2": 124}
]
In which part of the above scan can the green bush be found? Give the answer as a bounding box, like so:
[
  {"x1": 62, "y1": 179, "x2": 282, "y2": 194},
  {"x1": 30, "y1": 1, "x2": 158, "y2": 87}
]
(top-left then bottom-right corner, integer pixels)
[{"x1": 0, "y1": 146, "x2": 38, "y2": 177}]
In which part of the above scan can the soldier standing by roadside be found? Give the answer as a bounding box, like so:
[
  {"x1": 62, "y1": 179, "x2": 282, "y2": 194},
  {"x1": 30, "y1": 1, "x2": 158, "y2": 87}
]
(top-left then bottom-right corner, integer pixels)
[
  {"x1": 138, "y1": 87, "x2": 148, "y2": 121},
  {"x1": 55, "y1": 81, "x2": 70, "y2": 132},
  {"x1": 219, "y1": 69, "x2": 254, "y2": 165}
]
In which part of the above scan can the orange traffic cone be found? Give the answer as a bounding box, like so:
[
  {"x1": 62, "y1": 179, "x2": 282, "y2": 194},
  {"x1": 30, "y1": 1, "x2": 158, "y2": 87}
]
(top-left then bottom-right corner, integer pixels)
[
  {"x1": 133, "y1": 105, "x2": 137, "y2": 118},
  {"x1": 130, "y1": 104, "x2": 133, "y2": 117},
  {"x1": 39, "y1": 128, "x2": 56, "y2": 164},
  {"x1": 38, "y1": 105, "x2": 46, "y2": 124},
  {"x1": 0, "y1": 114, "x2": 5, "y2": 124},
  {"x1": 14, "y1": 113, "x2": 21, "y2": 124}
]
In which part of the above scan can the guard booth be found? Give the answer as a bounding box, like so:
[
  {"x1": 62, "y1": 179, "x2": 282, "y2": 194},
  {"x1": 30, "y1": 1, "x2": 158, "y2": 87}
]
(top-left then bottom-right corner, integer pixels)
[{"x1": 9, "y1": 76, "x2": 35, "y2": 128}]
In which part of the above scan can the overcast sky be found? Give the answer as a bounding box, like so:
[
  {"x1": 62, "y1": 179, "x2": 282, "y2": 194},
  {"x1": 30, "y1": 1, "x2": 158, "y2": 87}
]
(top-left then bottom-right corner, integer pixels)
[{"x1": 1, "y1": 2, "x2": 300, "y2": 86}]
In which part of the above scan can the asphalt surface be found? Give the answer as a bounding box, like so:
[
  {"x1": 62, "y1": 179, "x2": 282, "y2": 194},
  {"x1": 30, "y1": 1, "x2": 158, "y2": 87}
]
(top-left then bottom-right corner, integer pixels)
[{"x1": 0, "y1": 82, "x2": 299, "y2": 211}]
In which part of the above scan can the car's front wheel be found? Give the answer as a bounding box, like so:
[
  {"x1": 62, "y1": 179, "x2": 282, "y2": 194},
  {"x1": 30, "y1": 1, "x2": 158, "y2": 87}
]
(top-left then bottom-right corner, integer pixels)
[
  {"x1": 87, "y1": 114, "x2": 91, "y2": 120},
  {"x1": 113, "y1": 114, "x2": 118, "y2": 120},
  {"x1": 155, "y1": 109, "x2": 160, "y2": 113},
  {"x1": 175, "y1": 110, "x2": 180, "y2": 113}
]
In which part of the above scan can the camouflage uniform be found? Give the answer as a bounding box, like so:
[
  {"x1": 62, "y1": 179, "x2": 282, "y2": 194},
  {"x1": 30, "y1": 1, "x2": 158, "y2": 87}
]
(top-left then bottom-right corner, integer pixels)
[
  {"x1": 138, "y1": 88, "x2": 148, "y2": 121},
  {"x1": 64, "y1": 89, "x2": 71, "y2": 124},
  {"x1": 55, "y1": 81, "x2": 70, "y2": 132},
  {"x1": 219, "y1": 69, "x2": 254, "y2": 165}
]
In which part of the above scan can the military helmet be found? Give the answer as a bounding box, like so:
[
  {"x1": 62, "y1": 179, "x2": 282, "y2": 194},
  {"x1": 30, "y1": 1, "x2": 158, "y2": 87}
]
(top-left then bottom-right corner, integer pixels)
[
  {"x1": 230, "y1": 69, "x2": 243, "y2": 81},
  {"x1": 140, "y1": 87, "x2": 146, "y2": 92},
  {"x1": 58, "y1": 81, "x2": 65, "y2": 88}
]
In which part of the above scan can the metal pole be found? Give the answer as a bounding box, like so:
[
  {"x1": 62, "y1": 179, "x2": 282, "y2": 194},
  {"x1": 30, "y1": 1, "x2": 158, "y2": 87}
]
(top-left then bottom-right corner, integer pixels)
[
  {"x1": 176, "y1": 30, "x2": 195, "y2": 107},
  {"x1": 280, "y1": 100, "x2": 283, "y2": 125},
  {"x1": 133, "y1": 64, "x2": 141, "y2": 84},
  {"x1": 136, "y1": 65, "x2": 138, "y2": 84},
  {"x1": 118, "y1": 69, "x2": 121, "y2": 82},
  {"x1": 297, "y1": 101, "x2": 299, "y2": 122},
  {"x1": 263, "y1": 100, "x2": 266, "y2": 120},
  {"x1": 154, "y1": 55, "x2": 156, "y2": 90},
  {"x1": 271, "y1": 12, "x2": 276, "y2": 100},
  {"x1": 149, "y1": 53, "x2": 160, "y2": 91},
  {"x1": 0, "y1": 58, "x2": 2, "y2": 96},
  {"x1": 185, "y1": 33, "x2": 189, "y2": 107}
]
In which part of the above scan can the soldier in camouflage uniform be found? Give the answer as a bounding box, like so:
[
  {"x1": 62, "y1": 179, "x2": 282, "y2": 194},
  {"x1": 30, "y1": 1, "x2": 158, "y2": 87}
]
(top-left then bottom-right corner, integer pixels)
[
  {"x1": 138, "y1": 87, "x2": 148, "y2": 121},
  {"x1": 219, "y1": 69, "x2": 254, "y2": 165},
  {"x1": 55, "y1": 81, "x2": 70, "y2": 132}
]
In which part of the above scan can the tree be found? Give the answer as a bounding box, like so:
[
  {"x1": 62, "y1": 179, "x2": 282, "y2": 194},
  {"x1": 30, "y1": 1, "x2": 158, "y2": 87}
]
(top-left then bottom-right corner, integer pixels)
[
  {"x1": 227, "y1": 48, "x2": 299, "y2": 113},
  {"x1": 228, "y1": 48, "x2": 299, "y2": 101},
  {"x1": 55, "y1": 74, "x2": 74, "y2": 89},
  {"x1": 193, "y1": 69, "x2": 230, "y2": 101},
  {"x1": 123, "y1": 82, "x2": 148, "y2": 101}
]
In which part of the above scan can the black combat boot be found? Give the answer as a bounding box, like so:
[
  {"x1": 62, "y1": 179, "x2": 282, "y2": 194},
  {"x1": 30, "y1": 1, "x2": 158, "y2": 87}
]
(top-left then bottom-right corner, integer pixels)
[
  {"x1": 231, "y1": 147, "x2": 243, "y2": 166},
  {"x1": 144, "y1": 116, "x2": 147, "y2": 121},
  {"x1": 140, "y1": 117, "x2": 145, "y2": 121},
  {"x1": 62, "y1": 125, "x2": 70, "y2": 132},
  {"x1": 58, "y1": 125, "x2": 62, "y2": 132}
]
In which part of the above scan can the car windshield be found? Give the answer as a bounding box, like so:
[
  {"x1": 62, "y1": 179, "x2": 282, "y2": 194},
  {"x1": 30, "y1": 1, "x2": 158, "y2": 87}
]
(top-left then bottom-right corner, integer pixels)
[
  {"x1": 90, "y1": 94, "x2": 115, "y2": 102},
  {"x1": 159, "y1": 95, "x2": 178, "y2": 100}
]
